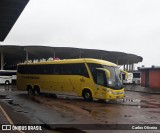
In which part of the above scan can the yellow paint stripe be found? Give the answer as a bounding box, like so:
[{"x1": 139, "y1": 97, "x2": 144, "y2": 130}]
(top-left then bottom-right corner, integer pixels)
[{"x1": 0, "y1": 105, "x2": 25, "y2": 133}]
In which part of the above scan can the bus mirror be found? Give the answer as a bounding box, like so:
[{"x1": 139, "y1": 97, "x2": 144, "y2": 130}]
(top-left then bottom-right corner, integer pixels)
[
  {"x1": 96, "y1": 68, "x2": 110, "y2": 79},
  {"x1": 105, "y1": 69, "x2": 110, "y2": 79},
  {"x1": 120, "y1": 70, "x2": 128, "y2": 79}
]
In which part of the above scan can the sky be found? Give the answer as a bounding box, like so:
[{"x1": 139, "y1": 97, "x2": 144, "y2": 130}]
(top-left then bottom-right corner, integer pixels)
[{"x1": 2, "y1": 0, "x2": 160, "y2": 67}]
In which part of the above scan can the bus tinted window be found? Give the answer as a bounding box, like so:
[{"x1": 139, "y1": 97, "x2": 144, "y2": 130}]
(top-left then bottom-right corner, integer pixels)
[{"x1": 18, "y1": 63, "x2": 89, "y2": 77}]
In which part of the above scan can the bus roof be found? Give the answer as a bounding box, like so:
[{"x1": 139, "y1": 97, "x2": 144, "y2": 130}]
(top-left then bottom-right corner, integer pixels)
[{"x1": 18, "y1": 58, "x2": 117, "y2": 67}]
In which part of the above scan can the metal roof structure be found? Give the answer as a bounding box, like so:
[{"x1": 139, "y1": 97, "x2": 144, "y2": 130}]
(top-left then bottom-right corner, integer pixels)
[
  {"x1": 0, "y1": 45, "x2": 143, "y2": 69},
  {"x1": 0, "y1": 0, "x2": 29, "y2": 41}
]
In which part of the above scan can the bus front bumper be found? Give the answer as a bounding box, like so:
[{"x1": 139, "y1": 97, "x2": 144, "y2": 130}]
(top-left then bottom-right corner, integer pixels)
[{"x1": 106, "y1": 89, "x2": 124, "y2": 100}]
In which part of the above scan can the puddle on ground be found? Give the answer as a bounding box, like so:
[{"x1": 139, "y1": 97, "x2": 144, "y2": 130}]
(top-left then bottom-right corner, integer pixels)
[
  {"x1": 0, "y1": 94, "x2": 7, "y2": 99},
  {"x1": 0, "y1": 89, "x2": 5, "y2": 92},
  {"x1": 148, "y1": 111, "x2": 160, "y2": 114},
  {"x1": 7, "y1": 101, "x2": 23, "y2": 107},
  {"x1": 0, "y1": 95, "x2": 14, "y2": 104},
  {"x1": 16, "y1": 110, "x2": 29, "y2": 113},
  {"x1": 0, "y1": 96, "x2": 26, "y2": 111},
  {"x1": 124, "y1": 115, "x2": 132, "y2": 117},
  {"x1": 2, "y1": 98, "x2": 13, "y2": 103},
  {"x1": 137, "y1": 105, "x2": 158, "y2": 108},
  {"x1": 81, "y1": 107, "x2": 91, "y2": 113},
  {"x1": 0, "y1": 87, "x2": 13, "y2": 92}
]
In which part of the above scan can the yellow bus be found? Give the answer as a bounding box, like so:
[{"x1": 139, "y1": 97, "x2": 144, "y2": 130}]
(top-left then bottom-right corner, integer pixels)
[{"x1": 17, "y1": 58, "x2": 125, "y2": 101}]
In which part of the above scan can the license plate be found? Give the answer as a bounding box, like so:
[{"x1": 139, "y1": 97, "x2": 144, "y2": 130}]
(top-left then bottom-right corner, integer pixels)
[{"x1": 116, "y1": 96, "x2": 120, "y2": 99}]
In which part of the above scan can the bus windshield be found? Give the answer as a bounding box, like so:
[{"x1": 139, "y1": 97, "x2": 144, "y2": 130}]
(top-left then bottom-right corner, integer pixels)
[{"x1": 103, "y1": 66, "x2": 123, "y2": 90}]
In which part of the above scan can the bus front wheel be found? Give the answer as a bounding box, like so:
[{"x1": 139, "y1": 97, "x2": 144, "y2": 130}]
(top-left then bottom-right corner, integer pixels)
[{"x1": 83, "y1": 90, "x2": 93, "y2": 101}]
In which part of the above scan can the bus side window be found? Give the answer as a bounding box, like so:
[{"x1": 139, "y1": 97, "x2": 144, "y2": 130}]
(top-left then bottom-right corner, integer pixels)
[
  {"x1": 76, "y1": 63, "x2": 89, "y2": 78},
  {"x1": 54, "y1": 64, "x2": 61, "y2": 75}
]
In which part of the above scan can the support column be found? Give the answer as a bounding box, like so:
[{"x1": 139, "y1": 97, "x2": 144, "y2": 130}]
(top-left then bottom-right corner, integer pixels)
[
  {"x1": 117, "y1": 59, "x2": 119, "y2": 65},
  {"x1": 79, "y1": 51, "x2": 83, "y2": 58},
  {"x1": 25, "y1": 50, "x2": 28, "y2": 62},
  {"x1": 127, "y1": 64, "x2": 129, "y2": 72},
  {"x1": 132, "y1": 64, "x2": 134, "y2": 71},
  {"x1": 130, "y1": 64, "x2": 132, "y2": 72},
  {"x1": 1, "y1": 51, "x2": 4, "y2": 70},
  {"x1": 129, "y1": 64, "x2": 131, "y2": 72},
  {"x1": 53, "y1": 48, "x2": 56, "y2": 58},
  {"x1": 123, "y1": 65, "x2": 125, "y2": 71}
]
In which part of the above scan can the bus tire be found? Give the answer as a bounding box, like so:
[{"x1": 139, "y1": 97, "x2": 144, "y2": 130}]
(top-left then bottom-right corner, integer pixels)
[
  {"x1": 83, "y1": 89, "x2": 93, "y2": 101},
  {"x1": 27, "y1": 85, "x2": 33, "y2": 96},
  {"x1": 5, "y1": 81, "x2": 10, "y2": 85},
  {"x1": 34, "y1": 86, "x2": 40, "y2": 96}
]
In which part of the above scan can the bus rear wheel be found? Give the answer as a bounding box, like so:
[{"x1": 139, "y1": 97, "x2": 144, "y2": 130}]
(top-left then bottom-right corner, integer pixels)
[
  {"x1": 83, "y1": 90, "x2": 93, "y2": 101},
  {"x1": 34, "y1": 87, "x2": 40, "y2": 96},
  {"x1": 28, "y1": 88, "x2": 33, "y2": 96},
  {"x1": 27, "y1": 85, "x2": 33, "y2": 96}
]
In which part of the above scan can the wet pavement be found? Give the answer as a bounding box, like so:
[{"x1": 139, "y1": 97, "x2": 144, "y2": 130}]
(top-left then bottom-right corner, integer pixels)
[{"x1": 1, "y1": 85, "x2": 160, "y2": 133}]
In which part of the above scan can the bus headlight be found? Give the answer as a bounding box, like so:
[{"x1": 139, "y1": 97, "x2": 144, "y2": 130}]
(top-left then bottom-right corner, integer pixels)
[
  {"x1": 106, "y1": 89, "x2": 112, "y2": 94},
  {"x1": 112, "y1": 92, "x2": 117, "y2": 95},
  {"x1": 106, "y1": 90, "x2": 123, "y2": 95},
  {"x1": 112, "y1": 91, "x2": 123, "y2": 95}
]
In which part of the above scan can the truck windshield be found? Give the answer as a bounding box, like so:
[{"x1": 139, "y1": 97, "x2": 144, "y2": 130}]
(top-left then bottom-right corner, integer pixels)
[{"x1": 103, "y1": 66, "x2": 123, "y2": 90}]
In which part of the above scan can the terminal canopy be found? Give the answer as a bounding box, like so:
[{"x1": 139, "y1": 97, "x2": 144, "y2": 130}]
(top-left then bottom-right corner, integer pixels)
[{"x1": 0, "y1": 45, "x2": 143, "y2": 69}]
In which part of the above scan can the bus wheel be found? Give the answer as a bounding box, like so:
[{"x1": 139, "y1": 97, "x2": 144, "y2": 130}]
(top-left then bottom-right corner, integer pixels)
[
  {"x1": 83, "y1": 90, "x2": 93, "y2": 101},
  {"x1": 27, "y1": 86, "x2": 33, "y2": 96},
  {"x1": 5, "y1": 81, "x2": 10, "y2": 85},
  {"x1": 28, "y1": 88, "x2": 33, "y2": 96},
  {"x1": 34, "y1": 87, "x2": 40, "y2": 96}
]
